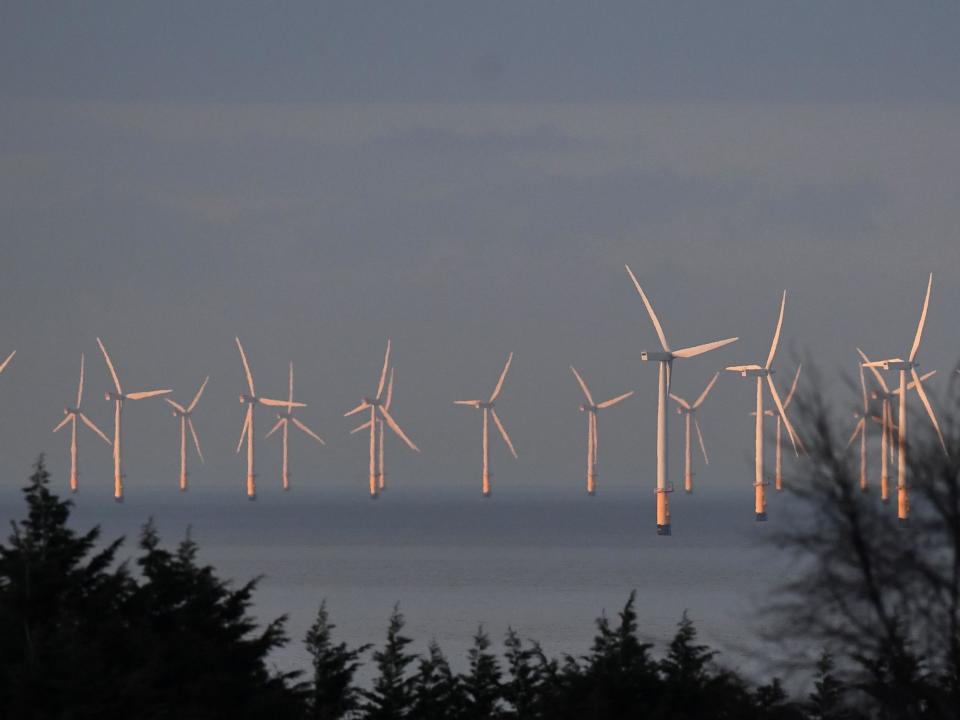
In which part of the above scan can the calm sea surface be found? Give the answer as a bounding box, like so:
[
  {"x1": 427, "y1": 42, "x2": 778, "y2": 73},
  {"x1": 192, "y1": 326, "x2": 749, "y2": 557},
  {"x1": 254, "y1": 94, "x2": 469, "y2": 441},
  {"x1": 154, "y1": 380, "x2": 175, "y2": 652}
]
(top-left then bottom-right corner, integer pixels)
[{"x1": 3, "y1": 482, "x2": 800, "y2": 682}]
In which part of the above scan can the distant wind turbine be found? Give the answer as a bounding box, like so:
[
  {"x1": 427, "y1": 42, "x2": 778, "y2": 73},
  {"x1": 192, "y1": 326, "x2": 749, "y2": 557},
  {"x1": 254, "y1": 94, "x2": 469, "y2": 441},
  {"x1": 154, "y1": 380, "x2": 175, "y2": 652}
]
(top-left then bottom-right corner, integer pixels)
[
  {"x1": 345, "y1": 341, "x2": 420, "y2": 498},
  {"x1": 164, "y1": 376, "x2": 208, "y2": 492},
  {"x1": 862, "y1": 274, "x2": 946, "y2": 522},
  {"x1": 97, "y1": 337, "x2": 171, "y2": 502},
  {"x1": 749, "y1": 365, "x2": 802, "y2": 492},
  {"x1": 858, "y1": 348, "x2": 896, "y2": 502},
  {"x1": 265, "y1": 363, "x2": 325, "y2": 491},
  {"x1": 570, "y1": 366, "x2": 633, "y2": 495},
  {"x1": 53, "y1": 353, "x2": 111, "y2": 492},
  {"x1": 455, "y1": 352, "x2": 518, "y2": 497},
  {"x1": 235, "y1": 338, "x2": 304, "y2": 500},
  {"x1": 350, "y1": 367, "x2": 396, "y2": 492},
  {"x1": 669, "y1": 372, "x2": 719, "y2": 494},
  {"x1": 725, "y1": 292, "x2": 802, "y2": 522},
  {"x1": 624, "y1": 265, "x2": 738, "y2": 535}
]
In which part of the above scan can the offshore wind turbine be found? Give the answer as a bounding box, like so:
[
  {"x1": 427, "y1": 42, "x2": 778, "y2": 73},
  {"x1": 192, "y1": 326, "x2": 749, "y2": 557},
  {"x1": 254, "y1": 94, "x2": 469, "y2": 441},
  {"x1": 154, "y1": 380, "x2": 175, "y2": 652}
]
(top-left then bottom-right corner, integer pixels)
[
  {"x1": 350, "y1": 368, "x2": 395, "y2": 492},
  {"x1": 862, "y1": 274, "x2": 946, "y2": 521},
  {"x1": 164, "y1": 376, "x2": 208, "y2": 492},
  {"x1": 570, "y1": 366, "x2": 633, "y2": 495},
  {"x1": 345, "y1": 341, "x2": 420, "y2": 498},
  {"x1": 624, "y1": 265, "x2": 738, "y2": 535},
  {"x1": 52, "y1": 353, "x2": 111, "y2": 492},
  {"x1": 750, "y1": 365, "x2": 802, "y2": 492},
  {"x1": 454, "y1": 352, "x2": 518, "y2": 497},
  {"x1": 725, "y1": 291, "x2": 802, "y2": 522},
  {"x1": 235, "y1": 338, "x2": 304, "y2": 500},
  {"x1": 97, "y1": 337, "x2": 171, "y2": 502},
  {"x1": 858, "y1": 348, "x2": 896, "y2": 502},
  {"x1": 265, "y1": 363, "x2": 325, "y2": 491},
  {"x1": 669, "y1": 372, "x2": 719, "y2": 494}
]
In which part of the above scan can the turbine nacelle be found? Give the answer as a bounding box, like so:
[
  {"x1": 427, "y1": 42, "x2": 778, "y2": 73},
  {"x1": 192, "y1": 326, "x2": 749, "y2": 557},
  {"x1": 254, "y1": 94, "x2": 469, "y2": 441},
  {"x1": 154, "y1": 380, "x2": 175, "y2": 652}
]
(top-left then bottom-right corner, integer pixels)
[
  {"x1": 736, "y1": 368, "x2": 772, "y2": 378},
  {"x1": 866, "y1": 359, "x2": 916, "y2": 372},
  {"x1": 579, "y1": 403, "x2": 597, "y2": 413},
  {"x1": 641, "y1": 351, "x2": 673, "y2": 363},
  {"x1": 105, "y1": 391, "x2": 124, "y2": 402}
]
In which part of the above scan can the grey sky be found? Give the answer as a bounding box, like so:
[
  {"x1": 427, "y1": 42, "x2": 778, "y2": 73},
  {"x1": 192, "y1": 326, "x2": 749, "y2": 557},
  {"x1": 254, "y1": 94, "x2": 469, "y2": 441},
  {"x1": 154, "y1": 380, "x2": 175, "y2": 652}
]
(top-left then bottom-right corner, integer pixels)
[{"x1": 1, "y1": 3, "x2": 959, "y2": 501}]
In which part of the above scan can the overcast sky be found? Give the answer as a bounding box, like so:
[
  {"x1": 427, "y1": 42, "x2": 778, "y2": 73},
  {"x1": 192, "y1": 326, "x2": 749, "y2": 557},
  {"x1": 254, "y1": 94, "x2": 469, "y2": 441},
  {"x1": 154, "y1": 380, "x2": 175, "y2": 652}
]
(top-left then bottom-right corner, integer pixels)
[{"x1": 1, "y1": 2, "x2": 959, "y2": 504}]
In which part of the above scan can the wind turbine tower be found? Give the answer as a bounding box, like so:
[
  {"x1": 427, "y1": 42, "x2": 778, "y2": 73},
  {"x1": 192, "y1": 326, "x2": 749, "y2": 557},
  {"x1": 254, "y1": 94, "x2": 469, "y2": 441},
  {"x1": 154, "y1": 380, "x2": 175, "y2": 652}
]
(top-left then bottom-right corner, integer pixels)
[
  {"x1": 570, "y1": 366, "x2": 633, "y2": 495},
  {"x1": 669, "y1": 372, "x2": 719, "y2": 494}
]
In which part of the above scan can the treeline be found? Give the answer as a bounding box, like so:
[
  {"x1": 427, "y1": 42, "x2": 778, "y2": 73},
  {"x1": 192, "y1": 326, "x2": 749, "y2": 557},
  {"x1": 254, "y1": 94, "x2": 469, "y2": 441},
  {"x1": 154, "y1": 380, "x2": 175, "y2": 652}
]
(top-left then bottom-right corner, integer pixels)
[{"x1": 2, "y1": 421, "x2": 959, "y2": 720}]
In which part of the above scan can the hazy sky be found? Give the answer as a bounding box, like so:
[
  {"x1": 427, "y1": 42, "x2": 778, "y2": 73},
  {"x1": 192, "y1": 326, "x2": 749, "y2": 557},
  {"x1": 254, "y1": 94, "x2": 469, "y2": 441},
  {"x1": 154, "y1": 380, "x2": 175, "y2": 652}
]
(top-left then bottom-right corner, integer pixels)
[{"x1": 2, "y1": 2, "x2": 959, "y2": 501}]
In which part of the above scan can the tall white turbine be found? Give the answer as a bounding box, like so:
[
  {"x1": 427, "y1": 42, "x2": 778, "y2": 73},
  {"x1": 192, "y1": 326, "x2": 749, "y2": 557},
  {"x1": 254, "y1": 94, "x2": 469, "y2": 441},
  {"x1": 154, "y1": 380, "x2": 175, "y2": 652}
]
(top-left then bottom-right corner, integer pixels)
[
  {"x1": 97, "y1": 338, "x2": 171, "y2": 502},
  {"x1": 164, "y1": 376, "x2": 208, "y2": 492},
  {"x1": 846, "y1": 361, "x2": 871, "y2": 493},
  {"x1": 350, "y1": 368, "x2": 396, "y2": 492},
  {"x1": 570, "y1": 366, "x2": 633, "y2": 495},
  {"x1": 725, "y1": 292, "x2": 802, "y2": 522},
  {"x1": 454, "y1": 353, "x2": 518, "y2": 497},
  {"x1": 669, "y1": 372, "x2": 719, "y2": 494},
  {"x1": 52, "y1": 353, "x2": 111, "y2": 492},
  {"x1": 265, "y1": 363, "x2": 325, "y2": 491},
  {"x1": 749, "y1": 365, "x2": 802, "y2": 492},
  {"x1": 858, "y1": 348, "x2": 896, "y2": 502},
  {"x1": 624, "y1": 265, "x2": 738, "y2": 535},
  {"x1": 235, "y1": 338, "x2": 304, "y2": 500},
  {"x1": 862, "y1": 274, "x2": 947, "y2": 522},
  {"x1": 345, "y1": 341, "x2": 420, "y2": 498}
]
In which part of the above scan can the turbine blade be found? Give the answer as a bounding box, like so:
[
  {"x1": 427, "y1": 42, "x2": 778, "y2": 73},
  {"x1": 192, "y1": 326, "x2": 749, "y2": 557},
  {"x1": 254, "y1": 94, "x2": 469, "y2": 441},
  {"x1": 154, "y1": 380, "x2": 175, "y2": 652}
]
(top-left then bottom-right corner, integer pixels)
[
  {"x1": 293, "y1": 417, "x2": 326, "y2": 445},
  {"x1": 909, "y1": 273, "x2": 932, "y2": 363},
  {"x1": 624, "y1": 264, "x2": 670, "y2": 352},
  {"x1": 260, "y1": 397, "x2": 305, "y2": 408},
  {"x1": 79, "y1": 412, "x2": 111, "y2": 445},
  {"x1": 96, "y1": 338, "x2": 122, "y2": 394},
  {"x1": 911, "y1": 367, "x2": 947, "y2": 454},
  {"x1": 164, "y1": 398, "x2": 186, "y2": 413},
  {"x1": 0, "y1": 349, "x2": 15, "y2": 375},
  {"x1": 454, "y1": 400, "x2": 481, "y2": 406},
  {"x1": 857, "y1": 348, "x2": 890, "y2": 394},
  {"x1": 669, "y1": 392, "x2": 691, "y2": 410},
  {"x1": 672, "y1": 337, "x2": 738, "y2": 359},
  {"x1": 187, "y1": 418, "x2": 204, "y2": 463},
  {"x1": 846, "y1": 418, "x2": 865, "y2": 449},
  {"x1": 569, "y1": 366, "x2": 595, "y2": 405},
  {"x1": 236, "y1": 406, "x2": 251, "y2": 454},
  {"x1": 783, "y1": 364, "x2": 803, "y2": 408},
  {"x1": 767, "y1": 375, "x2": 801, "y2": 456},
  {"x1": 288, "y1": 362, "x2": 294, "y2": 405},
  {"x1": 693, "y1": 372, "x2": 720, "y2": 409},
  {"x1": 765, "y1": 290, "x2": 786, "y2": 369},
  {"x1": 376, "y1": 339, "x2": 391, "y2": 400},
  {"x1": 236, "y1": 337, "x2": 255, "y2": 395},
  {"x1": 53, "y1": 414, "x2": 72, "y2": 433},
  {"x1": 694, "y1": 417, "x2": 709, "y2": 465},
  {"x1": 378, "y1": 406, "x2": 419, "y2": 452},
  {"x1": 490, "y1": 408, "x2": 518, "y2": 459},
  {"x1": 127, "y1": 389, "x2": 172, "y2": 400},
  {"x1": 385, "y1": 368, "x2": 395, "y2": 410},
  {"x1": 76, "y1": 353, "x2": 85, "y2": 408},
  {"x1": 489, "y1": 352, "x2": 513, "y2": 403},
  {"x1": 905, "y1": 369, "x2": 937, "y2": 391},
  {"x1": 344, "y1": 401, "x2": 370, "y2": 417},
  {"x1": 591, "y1": 412, "x2": 598, "y2": 458},
  {"x1": 265, "y1": 418, "x2": 284, "y2": 439},
  {"x1": 858, "y1": 362, "x2": 869, "y2": 412},
  {"x1": 598, "y1": 390, "x2": 634, "y2": 409},
  {"x1": 351, "y1": 420, "x2": 373, "y2": 434},
  {"x1": 188, "y1": 375, "x2": 209, "y2": 413},
  {"x1": 726, "y1": 364, "x2": 762, "y2": 373}
]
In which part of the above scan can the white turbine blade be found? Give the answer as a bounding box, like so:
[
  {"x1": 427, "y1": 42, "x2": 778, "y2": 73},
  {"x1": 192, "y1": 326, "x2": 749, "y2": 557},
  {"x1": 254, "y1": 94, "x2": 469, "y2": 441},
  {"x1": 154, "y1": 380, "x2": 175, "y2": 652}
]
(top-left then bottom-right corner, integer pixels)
[
  {"x1": 693, "y1": 372, "x2": 720, "y2": 409},
  {"x1": 376, "y1": 339, "x2": 391, "y2": 400},
  {"x1": 164, "y1": 398, "x2": 186, "y2": 413},
  {"x1": 669, "y1": 393, "x2": 691, "y2": 410},
  {"x1": 293, "y1": 417, "x2": 326, "y2": 445},
  {"x1": 911, "y1": 367, "x2": 947, "y2": 454},
  {"x1": 454, "y1": 400, "x2": 481, "y2": 406},
  {"x1": 569, "y1": 366, "x2": 595, "y2": 405},
  {"x1": 385, "y1": 368, "x2": 395, "y2": 410},
  {"x1": 624, "y1": 264, "x2": 670, "y2": 352},
  {"x1": 490, "y1": 408, "x2": 518, "y2": 459},
  {"x1": 846, "y1": 418, "x2": 865, "y2": 449},
  {"x1": 591, "y1": 412, "x2": 598, "y2": 457},
  {"x1": 378, "y1": 406, "x2": 420, "y2": 452},
  {"x1": 79, "y1": 412, "x2": 111, "y2": 445},
  {"x1": 907, "y1": 369, "x2": 937, "y2": 391},
  {"x1": 598, "y1": 390, "x2": 633, "y2": 409},
  {"x1": 260, "y1": 397, "x2": 305, "y2": 408},
  {"x1": 53, "y1": 414, "x2": 72, "y2": 433},
  {"x1": 726, "y1": 364, "x2": 762, "y2": 373},
  {"x1": 345, "y1": 401, "x2": 370, "y2": 417},
  {"x1": 489, "y1": 352, "x2": 514, "y2": 403},
  {"x1": 236, "y1": 406, "x2": 252, "y2": 453},
  {"x1": 351, "y1": 420, "x2": 373, "y2": 434},
  {"x1": 187, "y1": 418, "x2": 204, "y2": 463},
  {"x1": 76, "y1": 353, "x2": 85, "y2": 408},
  {"x1": 858, "y1": 363, "x2": 869, "y2": 413},
  {"x1": 783, "y1": 364, "x2": 803, "y2": 409},
  {"x1": 96, "y1": 338, "x2": 122, "y2": 394},
  {"x1": 235, "y1": 337, "x2": 255, "y2": 395},
  {"x1": 265, "y1": 418, "x2": 284, "y2": 439},
  {"x1": 909, "y1": 273, "x2": 932, "y2": 363},
  {"x1": 694, "y1": 417, "x2": 709, "y2": 465},
  {"x1": 287, "y1": 363, "x2": 294, "y2": 405},
  {"x1": 767, "y1": 375, "x2": 801, "y2": 456},
  {"x1": 0, "y1": 349, "x2": 15, "y2": 375},
  {"x1": 127, "y1": 389, "x2": 172, "y2": 400},
  {"x1": 672, "y1": 337, "x2": 738, "y2": 359},
  {"x1": 765, "y1": 291, "x2": 786, "y2": 369},
  {"x1": 857, "y1": 348, "x2": 890, "y2": 394},
  {"x1": 188, "y1": 376, "x2": 209, "y2": 413}
]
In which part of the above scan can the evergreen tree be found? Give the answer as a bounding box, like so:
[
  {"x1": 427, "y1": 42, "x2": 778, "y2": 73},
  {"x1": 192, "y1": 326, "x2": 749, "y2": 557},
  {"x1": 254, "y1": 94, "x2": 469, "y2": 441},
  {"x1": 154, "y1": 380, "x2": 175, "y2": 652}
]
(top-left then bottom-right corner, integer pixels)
[
  {"x1": 807, "y1": 652, "x2": 858, "y2": 720},
  {"x1": 362, "y1": 605, "x2": 417, "y2": 720},
  {"x1": 503, "y1": 628, "x2": 548, "y2": 720},
  {"x1": 305, "y1": 601, "x2": 369, "y2": 720},
  {"x1": 461, "y1": 625, "x2": 502, "y2": 720},
  {"x1": 410, "y1": 641, "x2": 462, "y2": 720}
]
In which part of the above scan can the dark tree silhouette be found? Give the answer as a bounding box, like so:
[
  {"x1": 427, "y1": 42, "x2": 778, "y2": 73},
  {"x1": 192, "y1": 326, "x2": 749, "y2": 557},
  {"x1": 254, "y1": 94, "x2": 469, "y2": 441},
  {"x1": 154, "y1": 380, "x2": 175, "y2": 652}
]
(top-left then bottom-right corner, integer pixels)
[
  {"x1": 461, "y1": 625, "x2": 502, "y2": 719},
  {"x1": 410, "y1": 640, "x2": 462, "y2": 720},
  {"x1": 304, "y1": 601, "x2": 369, "y2": 720},
  {"x1": 362, "y1": 605, "x2": 417, "y2": 720}
]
